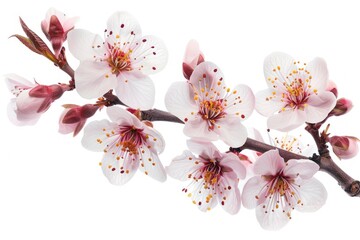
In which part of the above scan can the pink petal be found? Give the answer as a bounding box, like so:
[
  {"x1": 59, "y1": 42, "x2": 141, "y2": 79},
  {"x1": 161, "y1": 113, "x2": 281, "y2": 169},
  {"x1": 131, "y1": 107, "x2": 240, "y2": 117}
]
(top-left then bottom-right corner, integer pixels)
[
  {"x1": 183, "y1": 39, "x2": 203, "y2": 68},
  {"x1": 186, "y1": 139, "x2": 221, "y2": 160},
  {"x1": 81, "y1": 119, "x2": 119, "y2": 152},
  {"x1": 143, "y1": 126, "x2": 165, "y2": 154},
  {"x1": 58, "y1": 108, "x2": 78, "y2": 134},
  {"x1": 189, "y1": 61, "x2": 226, "y2": 97},
  {"x1": 255, "y1": 203, "x2": 290, "y2": 230},
  {"x1": 253, "y1": 149, "x2": 285, "y2": 176},
  {"x1": 67, "y1": 29, "x2": 106, "y2": 61},
  {"x1": 5, "y1": 74, "x2": 35, "y2": 92},
  {"x1": 106, "y1": 106, "x2": 141, "y2": 128},
  {"x1": 305, "y1": 91, "x2": 337, "y2": 123},
  {"x1": 138, "y1": 148, "x2": 166, "y2": 182},
  {"x1": 165, "y1": 81, "x2": 198, "y2": 122},
  {"x1": 190, "y1": 180, "x2": 217, "y2": 212},
  {"x1": 75, "y1": 61, "x2": 117, "y2": 99},
  {"x1": 283, "y1": 159, "x2": 319, "y2": 179},
  {"x1": 242, "y1": 176, "x2": 267, "y2": 209},
  {"x1": 225, "y1": 84, "x2": 255, "y2": 120},
  {"x1": 217, "y1": 172, "x2": 241, "y2": 214},
  {"x1": 220, "y1": 153, "x2": 246, "y2": 180},
  {"x1": 7, "y1": 99, "x2": 40, "y2": 126},
  {"x1": 166, "y1": 150, "x2": 201, "y2": 181},
  {"x1": 115, "y1": 71, "x2": 155, "y2": 110},
  {"x1": 267, "y1": 109, "x2": 306, "y2": 132},
  {"x1": 215, "y1": 117, "x2": 248, "y2": 147},
  {"x1": 305, "y1": 57, "x2": 329, "y2": 92},
  {"x1": 255, "y1": 89, "x2": 285, "y2": 117},
  {"x1": 183, "y1": 117, "x2": 219, "y2": 141},
  {"x1": 130, "y1": 35, "x2": 168, "y2": 75},
  {"x1": 294, "y1": 178, "x2": 327, "y2": 212},
  {"x1": 16, "y1": 91, "x2": 45, "y2": 114}
]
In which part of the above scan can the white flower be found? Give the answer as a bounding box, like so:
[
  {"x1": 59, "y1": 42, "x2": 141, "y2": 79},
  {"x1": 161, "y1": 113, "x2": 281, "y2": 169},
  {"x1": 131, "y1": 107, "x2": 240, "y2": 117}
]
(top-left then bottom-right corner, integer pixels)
[
  {"x1": 242, "y1": 149, "x2": 327, "y2": 230},
  {"x1": 165, "y1": 61, "x2": 255, "y2": 147},
  {"x1": 82, "y1": 106, "x2": 166, "y2": 185},
  {"x1": 67, "y1": 12, "x2": 168, "y2": 109},
  {"x1": 256, "y1": 52, "x2": 337, "y2": 131},
  {"x1": 166, "y1": 139, "x2": 246, "y2": 214}
]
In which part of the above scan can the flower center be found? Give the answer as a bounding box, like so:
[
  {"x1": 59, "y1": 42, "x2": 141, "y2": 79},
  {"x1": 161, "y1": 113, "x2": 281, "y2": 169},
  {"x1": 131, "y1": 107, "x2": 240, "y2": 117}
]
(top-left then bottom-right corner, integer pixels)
[
  {"x1": 118, "y1": 126, "x2": 146, "y2": 155},
  {"x1": 283, "y1": 79, "x2": 310, "y2": 110},
  {"x1": 198, "y1": 100, "x2": 226, "y2": 130},
  {"x1": 107, "y1": 45, "x2": 132, "y2": 76},
  {"x1": 202, "y1": 159, "x2": 221, "y2": 188}
]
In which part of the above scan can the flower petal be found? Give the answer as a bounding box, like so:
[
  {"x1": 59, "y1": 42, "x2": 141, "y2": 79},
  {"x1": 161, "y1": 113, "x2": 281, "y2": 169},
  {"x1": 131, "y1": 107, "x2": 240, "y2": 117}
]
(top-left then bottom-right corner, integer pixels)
[
  {"x1": 166, "y1": 150, "x2": 200, "y2": 181},
  {"x1": 5, "y1": 74, "x2": 35, "y2": 93},
  {"x1": 283, "y1": 159, "x2": 319, "y2": 179},
  {"x1": 106, "y1": 106, "x2": 141, "y2": 128},
  {"x1": 183, "y1": 116, "x2": 219, "y2": 141},
  {"x1": 255, "y1": 89, "x2": 285, "y2": 117},
  {"x1": 225, "y1": 84, "x2": 255, "y2": 120},
  {"x1": 81, "y1": 119, "x2": 119, "y2": 152},
  {"x1": 186, "y1": 139, "x2": 221, "y2": 159},
  {"x1": 267, "y1": 109, "x2": 306, "y2": 132},
  {"x1": 143, "y1": 126, "x2": 165, "y2": 154},
  {"x1": 220, "y1": 153, "x2": 246, "y2": 179},
  {"x1": 253, "y1": 149, "x2": 285, "y2": 176},
  {"x1": 7, "y1": 99, "x2": 40, "y2": 126},
  {"x1": 75, "y1": 61, "x2": 117, "y2": 99},
  {"x1": 215, "y1": 117, "x2": 248, "y2": 147},
  {"x1": 242, "y1": 176, "x2": 267, "y2": 209},
  {"x1": 115, "y1": 71, "x2": 155, "y2": 110},
  {"x1": 263, "y1": 52, "x2": 297, "y2": 89},
  {"x1": 165, "y1": 81, "x2": 198, "y2": 122},
  {"x1": 295, "y1": 178, "x2": 327, "y2": 212},
  {"x1": 189, "y1": 61, "x2": 226, "y2": 96},
  {"x1": 131, "y1": 35, "x2": 168, "y2": 75},
  {"x1": 305, "y1": 91, "x2": 336, "y2": 123},
  {"x1": 255, "y1": 203, "x2": 290, "y2": 230},
  {"x1": 189, "y1": 180, "x2": 218, "y2": 212},
  {"x1": 217, "y1": 172, "x2": 241, "y2": 214},
  {"x1": 183, "y1": 39, "x2": 204, "y2": 68},
  {"x1": 67, "y1": 29, "x2": 106, "y2": 61},
  {"x1": 138, "y1": 148, "x2": 166, "y2": 182},
  {"x1": 305, "y1": 57, "x2": 329, "y2": 92}
]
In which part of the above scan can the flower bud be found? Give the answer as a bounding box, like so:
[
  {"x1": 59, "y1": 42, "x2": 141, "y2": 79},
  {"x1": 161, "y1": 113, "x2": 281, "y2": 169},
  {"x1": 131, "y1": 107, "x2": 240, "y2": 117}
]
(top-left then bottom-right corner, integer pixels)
[
  {"x1": 182, "y1": 40, "x2": 205, "y2": 80},
  {"x1": 329, "y1": 98, "x2": 353, "y2": 116},
  {"x1": 329, "y1": 136, "x2": 359, "y2": 159},
  {"x1": 59, "y1": 104, "x2": 99, "y2": 136},
  {"x1": 41, "y1": 8, "x2": 77, "y2": 57},
  {"x1": 326, "y1": 80, "x2": 338, "y2": 98}
]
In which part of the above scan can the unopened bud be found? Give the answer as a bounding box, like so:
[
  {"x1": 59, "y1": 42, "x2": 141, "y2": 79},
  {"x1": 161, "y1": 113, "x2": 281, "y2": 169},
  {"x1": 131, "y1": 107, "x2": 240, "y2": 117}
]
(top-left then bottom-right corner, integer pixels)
[
  {"x1": 326, "y1": 80, "x2": 338, "y2": 98},
  {"x1": 182, "y1": 40, "x2": 205, "y2": 80},
  {"x1": 330, "y1": 98, "x2": 353, "y2": 116},
  {"x1": 329, "y1": 136, "x2": 359, "y2": 160}
]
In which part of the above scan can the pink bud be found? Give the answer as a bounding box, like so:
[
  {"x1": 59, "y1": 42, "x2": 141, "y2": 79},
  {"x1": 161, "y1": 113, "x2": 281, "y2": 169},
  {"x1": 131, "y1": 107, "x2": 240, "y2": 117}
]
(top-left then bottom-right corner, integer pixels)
[
  {"x1": 182, "y1": 40, "x2": 205, "y2": 80},
  {"x1": 41, "y1": 8, "x2": 77, "y2": 57},
  {"x1": 329, "y1": 98, "x2": 353, "y2": 116},
  {"x1": 329, "y1": 136, "x2": 359, "y2": 159},
  {"x1": 59, "y1": 104, "x2": 99, "y2": 136},
  {"x1": 326, "y1": 80, "x2": 338, "y2": 98}
]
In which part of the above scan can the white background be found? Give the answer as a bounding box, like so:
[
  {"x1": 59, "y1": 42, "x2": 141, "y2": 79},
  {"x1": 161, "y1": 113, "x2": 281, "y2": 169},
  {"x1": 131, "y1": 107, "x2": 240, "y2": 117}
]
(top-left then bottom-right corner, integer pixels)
[{"x1": 1, "y1": 0, "x2": 359, "y2": 239}]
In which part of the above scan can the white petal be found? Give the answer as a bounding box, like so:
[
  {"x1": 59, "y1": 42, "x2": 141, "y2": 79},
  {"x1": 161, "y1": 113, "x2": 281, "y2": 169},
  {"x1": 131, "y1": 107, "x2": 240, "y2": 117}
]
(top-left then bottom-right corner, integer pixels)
[
  {"x1": 7, "y1": 99, "x2": 40, "y2": 126},
  {"x1": 305, "y1": 57, "x2": 329, "y2": 92},
  {"x1": 186, "y1": 139, "x2": 221, "y2": 159},
  {"x1": 189, "y1": 180, "x2": 218, "y2": 212},
  {"x1": 165, "y1": 81, "x2": 198, "y2": 122},
  {"x1": 138, "y1": 147, "x2": 166, "y2": 182},
  {"x1": 67, "y1": 29, "x2": 106, "y2": 61},
  {"x1": 220, "y1": 153, "x2": 247, "y2": 180},
  {"x1": 189, "y1": 61, "x2": 226, "y2": 97},
  {"x1": 295, "y1": 178, "x2": 327, "y2": 212},
  {"x1": 263, "y1": 52, "x2": 297, "y2": 89},
  {"x1": 106, "y1": 106, "x2": 141, "y2": 128},
  {"x1": 305, "y1": 91, "x2": 337, "y2": 123},
  {"x1": 166, "y1": 150, "x2": 200, "y2": 181},
  {"x1": 143, "y1": 126, "x2": 166, "y2": 154},
  {"x1": 225, "y1": 84, "x2": 255, "y2": 119},
  {"x1": 183, "y1": 116, "x2": 219, "y2": 141},
  {"x1": 5, "y1": 74, "x2": 35, "y2": 92},
  {"x1": 216, "y1": 117, "x2": 248, "y2": 147},
  {"x1": 256, "y1": 203, "x2": 290, "y2": 230},
  {"x1": 255, "y1": 89, "x2": 285, "y2": 117},
  {"x1": 253, "y1": 149, "x2": 285, "y2": 176},
  {"x1": 267, "y1": 109, "x2": 306, "y2": 132},
  {"x1": 242, "y1": 176, "x2": 267, "y2": 209},
  {"x1": 115, "y1": 71, "x2": 155, "y2": 110},
  {"x1": 75, "y1": 61, "x2": 117, "y2": 99},
  {"x1": 217, "y1": 172, "x2": 241, "y2": 214},
  {"x1": 81, "y1": 119, "x2": 119, "y2": 152},
  {"x1": 131, "y1": 35, "x2": 168, "y2": 75},
  {"x1": 283, "y1": 160, "x2": 319, "y2": 179},
  {"x1": 105, "y1": 11, "x2": 142, "y2": 49}
]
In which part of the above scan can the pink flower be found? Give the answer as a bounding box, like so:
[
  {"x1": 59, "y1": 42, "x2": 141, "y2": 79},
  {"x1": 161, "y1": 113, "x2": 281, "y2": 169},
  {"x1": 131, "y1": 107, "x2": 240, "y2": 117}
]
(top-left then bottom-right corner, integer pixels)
[
  {"x1": 59, "y1": 104, "x2": 99, "y2": 136},
  {"x1": 256, "y1": 52, "x2": 337, "y2": 131},
  {"x1": 82, "y1": 106, "x2": 166, "y2": 185},
  {"x1": 329, "y1": 136, "x2": 359, "y2": 159},
  {"x1": 41, "y1": 8, "x2": 77, "y2": 57},
  {"x1": 6, "y1": 74, "x2": 66, "y2": 126},
  {"x1": 242, "y1": 149, "x2": 327, "y2": 230},
  {"x1": 166, "y1": 140, "x2": 246, "y2": 214},
  {"x1": 329, "y1": 98, "x2": 353, "y2": 117},
  {"x1": 182, "y1": 40, "x2": 204, "y2": 80},
  {"x1": 67, "y1": 12, "x2": 168, "y2": 110},
  {"x1": 165, "y1": 61, "x2": 255, "y2": 147}
]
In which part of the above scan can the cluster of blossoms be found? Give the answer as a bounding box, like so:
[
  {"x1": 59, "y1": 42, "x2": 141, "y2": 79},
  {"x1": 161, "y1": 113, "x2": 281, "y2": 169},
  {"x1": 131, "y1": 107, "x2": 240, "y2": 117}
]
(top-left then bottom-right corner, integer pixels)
[{"x1": 5, "y1": 8, "x2": 359, "y2": 230}]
